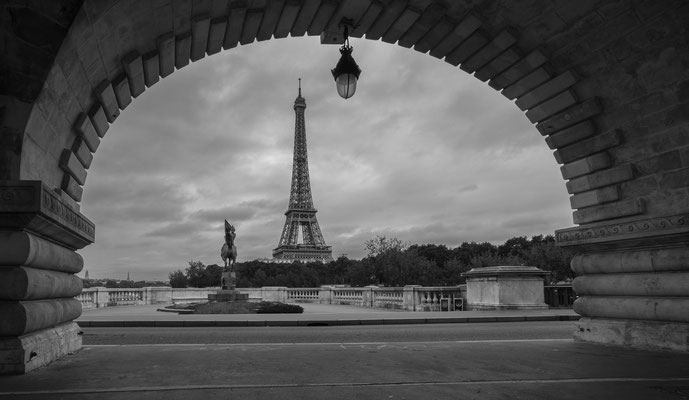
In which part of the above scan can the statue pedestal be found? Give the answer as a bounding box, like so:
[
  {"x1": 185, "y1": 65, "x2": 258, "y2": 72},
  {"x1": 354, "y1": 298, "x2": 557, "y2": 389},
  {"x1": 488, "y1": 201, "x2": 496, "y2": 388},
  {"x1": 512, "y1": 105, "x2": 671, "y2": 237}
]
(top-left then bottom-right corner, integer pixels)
[
  {"x1": 462, "y1": 266, "x2": 549, "y2": 310},
  {"x1": 208, "y1": 290, "x2": 249, "y2": 302}
]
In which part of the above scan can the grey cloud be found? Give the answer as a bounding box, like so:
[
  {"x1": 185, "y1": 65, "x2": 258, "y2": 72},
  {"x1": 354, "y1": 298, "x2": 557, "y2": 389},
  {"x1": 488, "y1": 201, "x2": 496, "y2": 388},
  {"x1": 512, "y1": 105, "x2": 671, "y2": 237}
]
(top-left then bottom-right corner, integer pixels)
[
  {"x1": 78, "y1": 38, "x2": 573, "y2": 281},
  {"x1": 191, "y1": 199, "x2": 284, "y2": 224},
  {"x1": 144, "y1": 221, "x2": 203, "y2": 238}
]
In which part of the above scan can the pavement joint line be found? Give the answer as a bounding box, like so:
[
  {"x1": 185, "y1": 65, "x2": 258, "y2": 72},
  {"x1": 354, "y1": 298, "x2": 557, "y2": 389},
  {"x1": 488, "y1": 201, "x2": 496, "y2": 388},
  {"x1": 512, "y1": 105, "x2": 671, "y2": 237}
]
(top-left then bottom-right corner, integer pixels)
[
  {"x1": 83, "y1": 338, "x2": 575, "y2": 348},
  {"x1": 3, "y1": 377, "x2": 689, "y2": 396}
]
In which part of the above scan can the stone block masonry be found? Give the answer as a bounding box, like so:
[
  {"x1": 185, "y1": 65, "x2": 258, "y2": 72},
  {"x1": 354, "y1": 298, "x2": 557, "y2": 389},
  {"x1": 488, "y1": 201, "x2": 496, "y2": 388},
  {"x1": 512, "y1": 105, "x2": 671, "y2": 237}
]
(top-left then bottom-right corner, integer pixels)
[{"x1": 0, "y1": 181, "x2": 93, "y2": 373}]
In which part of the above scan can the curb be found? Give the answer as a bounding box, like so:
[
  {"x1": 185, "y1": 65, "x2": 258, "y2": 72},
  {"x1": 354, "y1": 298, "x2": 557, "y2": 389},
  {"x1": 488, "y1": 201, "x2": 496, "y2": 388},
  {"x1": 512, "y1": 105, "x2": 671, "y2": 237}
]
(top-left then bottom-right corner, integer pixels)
[{"x1": 77, "y1": 315, "x2": 579, "y2": 328}]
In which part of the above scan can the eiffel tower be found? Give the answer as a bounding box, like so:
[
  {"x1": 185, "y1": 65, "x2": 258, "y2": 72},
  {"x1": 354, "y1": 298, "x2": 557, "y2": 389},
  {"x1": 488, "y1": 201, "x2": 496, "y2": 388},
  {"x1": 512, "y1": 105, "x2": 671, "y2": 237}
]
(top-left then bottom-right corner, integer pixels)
[{"x1": 273, "y1": 80, "x2": 333, "y2": 263}]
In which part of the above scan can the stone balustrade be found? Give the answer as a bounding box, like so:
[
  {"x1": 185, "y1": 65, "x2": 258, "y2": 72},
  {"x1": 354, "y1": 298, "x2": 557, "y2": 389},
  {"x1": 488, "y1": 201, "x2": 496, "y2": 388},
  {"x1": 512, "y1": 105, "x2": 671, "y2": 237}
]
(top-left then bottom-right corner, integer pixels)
[{"x1": 76, "y1": 285, "x2": 473, "y2": 312}]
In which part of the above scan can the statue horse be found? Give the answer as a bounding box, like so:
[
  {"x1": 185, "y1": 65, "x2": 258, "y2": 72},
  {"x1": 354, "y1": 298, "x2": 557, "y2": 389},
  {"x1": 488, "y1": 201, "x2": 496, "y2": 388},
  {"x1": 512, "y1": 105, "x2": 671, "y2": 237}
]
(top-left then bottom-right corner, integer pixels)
[
  {"x1": 220, "y1": 220, "x2": 238, "y2": 290},
  {"x1": 220, "y1": 220, "x2": 237, "y2": 270}
]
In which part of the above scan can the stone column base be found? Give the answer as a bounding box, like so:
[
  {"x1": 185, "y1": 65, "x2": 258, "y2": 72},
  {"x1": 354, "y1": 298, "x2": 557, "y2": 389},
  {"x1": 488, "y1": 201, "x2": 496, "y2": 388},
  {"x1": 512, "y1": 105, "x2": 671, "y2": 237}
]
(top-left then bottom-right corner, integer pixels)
[
  {"x1": 208, "y1": 290, "x2": 249, "y2": 302},
  {"x1": 575, "y1": 317, "x2": 689, "y2": 352},
  {"x1": 0, "y1": 322, "x2": 82, "y2": 374}
]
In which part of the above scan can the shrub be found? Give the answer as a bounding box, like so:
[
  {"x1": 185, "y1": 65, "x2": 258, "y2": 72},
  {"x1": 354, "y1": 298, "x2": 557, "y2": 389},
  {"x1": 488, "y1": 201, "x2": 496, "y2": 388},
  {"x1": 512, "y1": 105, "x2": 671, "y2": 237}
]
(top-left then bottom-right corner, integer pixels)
[{"x1": 256, "y1": 302, "x2": 304, "y2": 314}]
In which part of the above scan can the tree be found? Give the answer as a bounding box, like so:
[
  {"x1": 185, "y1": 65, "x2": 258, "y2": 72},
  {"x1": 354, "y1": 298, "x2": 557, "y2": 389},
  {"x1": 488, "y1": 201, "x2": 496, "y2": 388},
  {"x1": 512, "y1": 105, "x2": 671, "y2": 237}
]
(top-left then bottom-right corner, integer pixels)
[
  {"x1": 498, "y1": 236, "x2": 531, "y2": 257},
  {"x1": 168, "y1": 270, "x2": 188, "y2": 288},
  {"x1": 409, "y1": 244, "x2": 453, "y2": 267},
  {"x1": 186, "y1": 260, "x2": 207, "y2": 288},
  {"x1": 202, "y1": 264, "x2": 223, "y2": 287},
  {"x1": 364, "y1": 235, "x2": 407, "y2": 257}
]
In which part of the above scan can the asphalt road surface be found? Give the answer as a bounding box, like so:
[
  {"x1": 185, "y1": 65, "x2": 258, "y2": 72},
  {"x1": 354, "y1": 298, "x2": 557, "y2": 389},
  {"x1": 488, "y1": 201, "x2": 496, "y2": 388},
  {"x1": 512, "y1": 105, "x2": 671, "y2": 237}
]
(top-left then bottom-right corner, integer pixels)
[
  {"x1": 81, "y1": 321, "x2": 577, "y2": 345},
  {"x1": 5, "y1": 321, "x2": 689, "y2": 400}
]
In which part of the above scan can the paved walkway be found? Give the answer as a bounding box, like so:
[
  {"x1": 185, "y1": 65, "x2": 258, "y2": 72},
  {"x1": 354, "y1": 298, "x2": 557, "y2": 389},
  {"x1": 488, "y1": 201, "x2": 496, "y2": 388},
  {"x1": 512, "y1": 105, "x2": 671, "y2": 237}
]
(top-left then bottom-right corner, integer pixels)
[{"x1": 76, "y1": 303, "x2": 579, "y2": 327}]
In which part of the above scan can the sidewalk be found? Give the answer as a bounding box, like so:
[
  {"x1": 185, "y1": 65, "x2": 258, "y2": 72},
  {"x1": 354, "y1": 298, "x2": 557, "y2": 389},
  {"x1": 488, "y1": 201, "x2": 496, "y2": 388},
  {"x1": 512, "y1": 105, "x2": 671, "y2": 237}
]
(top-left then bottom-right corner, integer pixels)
[{"x1": 76, "y1": 303, "x2": 579, "y2": 327}]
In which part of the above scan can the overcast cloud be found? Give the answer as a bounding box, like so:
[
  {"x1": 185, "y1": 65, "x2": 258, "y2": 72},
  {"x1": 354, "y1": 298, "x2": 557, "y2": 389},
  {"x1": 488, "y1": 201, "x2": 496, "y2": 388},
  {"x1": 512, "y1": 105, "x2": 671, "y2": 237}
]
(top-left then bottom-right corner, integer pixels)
[{"x1": 78, "y1": 37, "x2": 572, "y2": 281}]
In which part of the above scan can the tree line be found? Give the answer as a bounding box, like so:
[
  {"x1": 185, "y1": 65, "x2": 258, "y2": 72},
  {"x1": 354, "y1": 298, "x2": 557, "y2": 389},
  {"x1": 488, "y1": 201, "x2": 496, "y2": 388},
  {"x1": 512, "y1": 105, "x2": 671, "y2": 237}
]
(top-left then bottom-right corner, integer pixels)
[{"x1": 168, "y1": 234, "x2": 573, "y2": 288}]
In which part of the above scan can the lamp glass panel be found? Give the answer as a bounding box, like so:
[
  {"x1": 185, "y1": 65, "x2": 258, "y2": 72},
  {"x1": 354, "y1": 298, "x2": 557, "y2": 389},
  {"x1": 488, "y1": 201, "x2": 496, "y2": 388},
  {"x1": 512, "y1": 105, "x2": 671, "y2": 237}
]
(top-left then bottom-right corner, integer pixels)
[{"x1": 336, "y1": 74, "x2": 358, "y2": 99}]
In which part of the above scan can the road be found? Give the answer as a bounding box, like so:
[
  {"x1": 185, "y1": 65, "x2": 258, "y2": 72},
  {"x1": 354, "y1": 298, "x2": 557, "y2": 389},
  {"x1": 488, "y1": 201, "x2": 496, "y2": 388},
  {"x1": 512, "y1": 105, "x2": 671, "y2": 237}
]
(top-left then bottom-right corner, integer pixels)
[
  {"x1": 5, "y1": 320, "x2": 689, "y2": 400},
  {"x1": 82, "y1": 321, "x2": 576, "y2": 345}
]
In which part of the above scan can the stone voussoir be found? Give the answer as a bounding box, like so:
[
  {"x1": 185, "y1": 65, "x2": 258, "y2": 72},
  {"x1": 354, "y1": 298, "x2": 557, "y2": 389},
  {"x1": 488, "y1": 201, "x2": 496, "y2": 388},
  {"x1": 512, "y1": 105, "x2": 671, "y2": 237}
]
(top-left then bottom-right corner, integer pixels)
[
  {"x1": 516, "y1": 70, "x2": 578, "y2": 111},
  {"x1": 555, "y1": 129, "x2": 620, "y2": 164},
  {"x1": 274, "y1": 1, "x2": 301, "y2": 39},
  {"x1": 112, "y1": 74, "x2": 132, "y2": 110},
  {"x1": 157, "y1": 32, "x2": 175, "y2": 78},
  {"x1": 381, "y1": 7, "x2": 420, "y2": 44},
  {"x1": 70, "y1": 137, "x2": 92, "y2": 169},
  {"x1": 398, "y1": 3, "x2": 447, "y2": 49},
  {"x1": 191, "y1": 15, "x2": 211, "y2": 61},
  {"x1": 306, "y1": 0, "x2": 337, "y2": 37},
  {"x1": 560, "y1": 152, "x2": 612, "y2": 180},
  {"x1": 489, "y1": 48, "x2": 548, "y2": 90},
  {"x1": 572, "y1": 198, "x2": 644, "y2": 224},
  {"x1": 224, "y1": 5, "x2": 246, "y2": 48},
  {"x1": 239, "y1": 9, "x2": 264, "y2": 45},
  {"x1": 536, "y1": 97, "x2": 602, "y2": 136},
  {"x1": 525, "y1": 90, "x2": 578, "y2": 123},
  {"x1": 94, "y1": 80, "x2": 120, "y2": 123},
  {"x1": 545, "y1": 120, "x2": 596, "y2": 148},
  {"x1": 566, "y1": 164, "x2": 633, "y2": 194},
  {"x1": 175, "y1": 32, "x2": 191, "y2": 69},
  {"x1": 59, "y1": 150, "x2": 87, "y2": 186},
  {"x1": 445, "y1": 30, "x2": 488, "y2": 66},
  {"x1": 207, "y1": 17, "x2": 228, "y2": 54},
  {"x1": 428, "y1": 13, "x2": 481, "y2": 59},
  {"x1": 60, "y1": 174, "x2": 83, "y2": 202},
  {"x1": 569, "y1": 185, "x2": 619, "y2": 209},
  {"x1": 74, "y1": 113, "x2": 100, "y2": 152},
  {"x1": 460, "y1": 29, "x2": 518, "y2": 73},
  {"x1": 121, "y1": 51, "x2": 145, "y2": 98},
  {"x1": 501, "y1": 66, "x2": 552, "y2": 100},
  {"x1": 142, "y1": 51, "x2": 160, "y2": 87}
]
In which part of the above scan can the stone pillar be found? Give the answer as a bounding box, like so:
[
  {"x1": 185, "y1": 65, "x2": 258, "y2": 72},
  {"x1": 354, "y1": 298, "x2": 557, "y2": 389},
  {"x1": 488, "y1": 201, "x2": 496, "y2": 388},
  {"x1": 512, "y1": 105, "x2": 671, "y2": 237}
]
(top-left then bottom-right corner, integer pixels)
[
  {"x1": 0, "y1": 181, "x2": 95, "y2": 374},
  {"x1": 361, "y1": 286, "x2": 375, "y2": 307},
  {"x1": 461, "y1": 266, "x2": 549, "y2": 310},
  {"x1": 557, "y1": 214, "x2": 689, "y2": 352},
  {"x1": 144, "y1": 287, "x2": 172, "y2": 304},
  {"x1": 261, "y1": 287, "x2": 287, "y2": 302},
  {"x1": 318, "y1": 286, "x2": 332, "y2": 304},
  {"x1": 403, "y1": 285, "x2": 421, "y2": 311}
]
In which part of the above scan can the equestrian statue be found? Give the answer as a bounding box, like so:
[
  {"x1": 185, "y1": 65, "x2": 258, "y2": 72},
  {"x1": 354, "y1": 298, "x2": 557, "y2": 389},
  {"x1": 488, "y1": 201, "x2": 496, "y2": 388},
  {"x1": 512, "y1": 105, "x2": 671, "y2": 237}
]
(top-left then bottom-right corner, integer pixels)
[{"x1": 220, "y1": 220, "x2": 237, "y2": 290}]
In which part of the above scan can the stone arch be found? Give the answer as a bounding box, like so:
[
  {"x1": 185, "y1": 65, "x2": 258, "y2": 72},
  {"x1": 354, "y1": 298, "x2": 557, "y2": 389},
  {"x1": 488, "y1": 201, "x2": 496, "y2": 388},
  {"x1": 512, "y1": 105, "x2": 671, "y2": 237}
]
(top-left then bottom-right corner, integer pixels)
[
  {"x1": 32, "y1": 1, "x2": 615, "y2": 225},
  {"x1": 2, "y1": 0, "x2": 689, "y2": 374}
]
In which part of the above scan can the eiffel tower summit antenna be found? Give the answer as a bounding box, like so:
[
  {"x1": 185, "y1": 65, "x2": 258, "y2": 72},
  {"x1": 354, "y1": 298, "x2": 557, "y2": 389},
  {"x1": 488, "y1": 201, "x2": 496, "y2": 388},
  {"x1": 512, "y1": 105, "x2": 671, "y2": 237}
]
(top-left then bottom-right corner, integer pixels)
[{"x1": 273, "y1": 80, "x2": 333, "y2": 263}]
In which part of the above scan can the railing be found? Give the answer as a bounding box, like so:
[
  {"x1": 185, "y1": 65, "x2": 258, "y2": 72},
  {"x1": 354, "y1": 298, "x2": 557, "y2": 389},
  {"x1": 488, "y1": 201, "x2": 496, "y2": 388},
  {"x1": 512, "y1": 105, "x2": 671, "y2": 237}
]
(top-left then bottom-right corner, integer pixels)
[
  {"x1": 332, "y1": 288, "x2": 365, "y2": 306},
  {"x1": 544, "y1": 285, "x2": 576, "y2": 308},
  {"x1": 75, "y1": 291, "x2": 96, "y2": 310},
  {"x1": 414, "y1": 287, "x2": 464, "y2": 312},
  {"x1": 107, "y1": 289, "x2": 144, "y2": 305},
  {"x1": 76, "y1": 284, "x2": 572, "y2": 312},
  {"x1": 372, "y1": 288, "x2": 404, "y2": 309},
  {"x1": 287, "y1": 288, "x2": 320, "y2": 302}
]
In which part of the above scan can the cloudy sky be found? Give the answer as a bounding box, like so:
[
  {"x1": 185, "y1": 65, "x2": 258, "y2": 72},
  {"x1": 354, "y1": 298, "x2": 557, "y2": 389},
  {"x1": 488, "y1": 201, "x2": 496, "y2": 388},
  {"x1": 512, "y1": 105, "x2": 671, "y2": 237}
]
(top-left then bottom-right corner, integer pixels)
[{"x1": 78, "y1": 36, "x2": 573, "y2": 281}]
